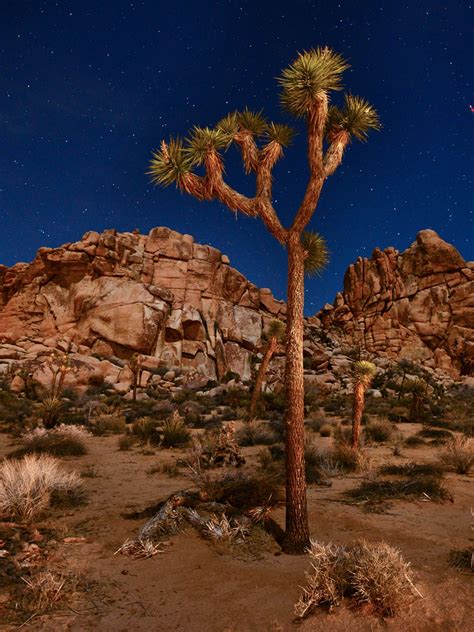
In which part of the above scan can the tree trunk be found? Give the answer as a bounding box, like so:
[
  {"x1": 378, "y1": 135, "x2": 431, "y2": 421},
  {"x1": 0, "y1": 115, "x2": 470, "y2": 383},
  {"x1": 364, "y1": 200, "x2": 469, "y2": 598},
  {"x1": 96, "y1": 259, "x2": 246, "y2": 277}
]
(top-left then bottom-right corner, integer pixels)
[
  {"x1": 248, "y1": 337, "x2": 278, "y2": 420},
  {"x1": 282, "y1": 232, "x2": 309, "y2": 554},
  {"x1": 352, "y1": 382, "x2": 365, "y2": 449}
]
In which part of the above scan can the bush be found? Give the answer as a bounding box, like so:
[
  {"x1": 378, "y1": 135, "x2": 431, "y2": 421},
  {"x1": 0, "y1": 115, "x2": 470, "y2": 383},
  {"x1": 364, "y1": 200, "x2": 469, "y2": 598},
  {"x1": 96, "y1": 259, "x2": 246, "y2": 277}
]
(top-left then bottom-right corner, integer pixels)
[
  {"x1": 380, "y1": 462, "x2": 444, "y2": 478},
  {"x1": 200, "y1": 471, "x2": 284, "y2": 510},
  {"x1": 118, "y1": 434, "x2": 136, "y2": 451},
  {"x1": 235, "y1": 421, "x2": 277, "y2": 446},
  {"x1": 131, "y1": 417, "x2": 162, "y2": 445},
  {"x1": 333, "y1": 424, "x2": 353, "y2": 446},
  {"x1": 345, "y1": 475, "x2": 452, "y2": 506},
  {"x1": 90, "y1": 410, "x2": 126, "y2": 435},
  {"x1": 10, "y1": 425, "x2": 89, "y2": 458},
  {"x1": 332, "y1": 442, "x2": 365, "y2": 472},
  {"x1": 440, "y1": 436, "x2": 474, "y2": 474},
  {"x1": 295, "y1": 540, "x2": 415, "y2": 618},
  {"x1": 364, "y1": 420, "x2": 394, "y2": 443},
  {"x1": 161, "y1": 411, "x2": 191, "y2": 448},
  {"x1": 0, "y1": 455, "x2": 83, "y2": 521},
  {"x1": 417, "y1": 427, "x2": 454, "y2": 441}
]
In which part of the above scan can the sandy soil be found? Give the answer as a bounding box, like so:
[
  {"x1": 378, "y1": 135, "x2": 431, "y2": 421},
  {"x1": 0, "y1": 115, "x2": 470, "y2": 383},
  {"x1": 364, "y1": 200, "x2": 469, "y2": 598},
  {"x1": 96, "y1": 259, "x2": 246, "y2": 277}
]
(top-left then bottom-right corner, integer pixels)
[{"x1": 0, "y1": 423, "x2": 473, "y2": 632}]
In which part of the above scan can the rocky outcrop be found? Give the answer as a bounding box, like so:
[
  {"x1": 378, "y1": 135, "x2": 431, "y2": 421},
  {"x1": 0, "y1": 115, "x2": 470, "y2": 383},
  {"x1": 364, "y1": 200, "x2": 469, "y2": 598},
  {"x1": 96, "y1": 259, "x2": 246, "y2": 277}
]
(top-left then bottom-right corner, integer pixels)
[
  {"x1": 0, "y1": 227, "x2": 285, "y2": 388},
  {"x1": 315, "y1": 230, "x2": 474, "y2": 377}
]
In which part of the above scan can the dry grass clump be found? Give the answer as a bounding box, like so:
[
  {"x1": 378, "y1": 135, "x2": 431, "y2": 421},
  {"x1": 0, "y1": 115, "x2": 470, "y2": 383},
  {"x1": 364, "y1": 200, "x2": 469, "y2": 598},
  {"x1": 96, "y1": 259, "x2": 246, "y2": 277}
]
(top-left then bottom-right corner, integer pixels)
[
  {"x1": 364, "y1": 420, "x2": 394, "y2": 443},
  {"x1": 115, "y1": 537, "x2": 165, "y2": 559},
  {"x1": 10, "y1": 425, "x2": 89, "y2": 458},
  {"x1": 235, "y1": 420, "x2": 277, "y2": 446},
  {"x1": 319, "y1": 423, "x2": 332, "y2": 437},
  {"x1": 161, "y1": 411, "x2": 191, "y2": 447},
  {"x1": 118, "y1": 434, "x2": 136, "y2": 451},
  {"x1": 417, "y1": 427, "x2": 454, "y2": 443},
  {"x1": 404, "y1": 435, "x2": 427, "y2": 448},
  {"x1": 21, "y1": 571, "x2": 69, "y2": 611},
  {"x1": 90, "y1": 409, "x2": 127, "y2": 435},
  {"x1": 448, "y1": 548, "x2": 474, "y2": 570},
  {"x1": 345, "y1": 475, "x2": 452, "y2": 509},
  {"x1": 295, "y1": 540, "x2": 416, "y2": 619},
  {"x1": 380, "y1": 462, "x2": 444, "y2": 478},
  {"x1": 440, "y1": 436, "x2": 474, "y2": 474},
  {"x1": 130, "y1": 416, "x2": 161, "y2": 445},
  {"x1": 0, "y1": 455, "x2": 83, "y2": 521}
]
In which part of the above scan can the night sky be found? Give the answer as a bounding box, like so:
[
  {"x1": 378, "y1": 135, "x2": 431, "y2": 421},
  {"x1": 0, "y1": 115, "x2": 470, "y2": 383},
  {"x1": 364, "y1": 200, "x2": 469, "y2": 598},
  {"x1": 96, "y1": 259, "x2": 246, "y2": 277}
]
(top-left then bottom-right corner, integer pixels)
[{"x1": 2, "y1": 1, "x2": 473, "y2": 313}]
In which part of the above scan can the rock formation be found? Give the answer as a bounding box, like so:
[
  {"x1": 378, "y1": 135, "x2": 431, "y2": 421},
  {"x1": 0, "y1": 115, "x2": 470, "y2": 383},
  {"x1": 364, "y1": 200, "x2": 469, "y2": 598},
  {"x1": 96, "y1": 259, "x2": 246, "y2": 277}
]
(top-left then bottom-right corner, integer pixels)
[
  {"x1": 0, "y1": 227, "x2": 285, "y2": 390},
  {"x1": 315, "y1": 230, "x2": 473, "y2": 377}
]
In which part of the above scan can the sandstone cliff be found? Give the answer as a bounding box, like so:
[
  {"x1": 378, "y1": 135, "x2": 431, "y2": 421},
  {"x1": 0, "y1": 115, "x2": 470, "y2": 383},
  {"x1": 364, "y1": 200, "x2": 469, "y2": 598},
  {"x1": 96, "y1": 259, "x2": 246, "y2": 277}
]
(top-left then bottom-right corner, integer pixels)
[
  {"x1": 316, "y1": 230, "x2": 473, "y2": 377},
  {"x1": 0, "y1": 227, "x2": 285, "y2": 386}
]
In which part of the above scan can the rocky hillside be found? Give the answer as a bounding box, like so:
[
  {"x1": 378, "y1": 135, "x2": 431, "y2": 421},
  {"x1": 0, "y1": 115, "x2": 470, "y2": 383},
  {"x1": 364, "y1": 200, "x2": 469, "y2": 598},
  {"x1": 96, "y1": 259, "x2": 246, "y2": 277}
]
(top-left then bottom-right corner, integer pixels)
[
  {"x1": 315, "y1": 230, "x2": 473, "y2": 377},
  {"x1": 0, "y1": 227, "x2": 285, "y2": 390}
]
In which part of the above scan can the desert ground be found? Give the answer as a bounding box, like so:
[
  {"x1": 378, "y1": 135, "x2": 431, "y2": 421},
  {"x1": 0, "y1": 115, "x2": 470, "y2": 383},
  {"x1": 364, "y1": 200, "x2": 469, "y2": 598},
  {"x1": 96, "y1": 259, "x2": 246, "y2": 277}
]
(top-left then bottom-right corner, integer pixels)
[{"x1": 1, "y1": 389, "x2": 472, "y2": 632}]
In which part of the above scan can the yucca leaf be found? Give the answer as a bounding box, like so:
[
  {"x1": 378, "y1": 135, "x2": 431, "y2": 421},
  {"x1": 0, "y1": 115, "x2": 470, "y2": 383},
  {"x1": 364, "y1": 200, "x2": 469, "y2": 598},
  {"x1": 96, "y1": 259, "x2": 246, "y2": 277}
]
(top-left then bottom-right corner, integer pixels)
[
  {"x1": 237, "y1": 108, "x2": 268, "y2": 136},
  {"x1": 352, "y1": 360, "x2": 377, "y2": 386},
  {"x1": 301, "y1": 231, "x2": 329, "y2": 277},
  {"x1": 279, "y1": 47, "x2": 350, "y2": 118},
  {"x1": 326, "y1": 95, "x2": 381, "y2": 142},
  {"x1": 185, "y1": 126, "x2": 231, "y2": 166},
  {"x1": 216, "y1": 112, "x2": 239, "y2": 138},
  {"x1": 148, "y1": 137, "x2": 192, "y2": 187},
  {"x1": 266, "y1": 319, "x2": 286, "y2": 341},
  {"x1": 265, "y1": 122, "x2": 295, "y2": 147}
]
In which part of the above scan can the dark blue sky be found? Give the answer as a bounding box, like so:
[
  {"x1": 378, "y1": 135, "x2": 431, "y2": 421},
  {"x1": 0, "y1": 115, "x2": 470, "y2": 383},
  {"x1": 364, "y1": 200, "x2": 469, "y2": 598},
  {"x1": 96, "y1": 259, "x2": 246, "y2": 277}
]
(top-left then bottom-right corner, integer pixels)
[{"x1": 1, "y1": 1, "x2": 473, "y2": 313}]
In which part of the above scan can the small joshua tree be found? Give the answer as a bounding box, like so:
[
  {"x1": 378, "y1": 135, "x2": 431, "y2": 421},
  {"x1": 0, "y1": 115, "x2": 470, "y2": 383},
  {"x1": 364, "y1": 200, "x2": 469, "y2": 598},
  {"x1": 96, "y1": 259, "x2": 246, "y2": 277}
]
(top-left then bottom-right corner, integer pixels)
[
  {"x1": 129, "y1": 353, "x2": 144, "y2": 403},
  {"x1": 149, "y1": 48, "x2": 380, "y2": 553},
  {"x1": 351, "y1": 360, "x2": 377, "y2": 450},
  {"x1": 248, "y1": 319, "x2": 286, "y2": 421},
  {"x1": 406, "y1": 378, "x2": 429, "y2": 423}
]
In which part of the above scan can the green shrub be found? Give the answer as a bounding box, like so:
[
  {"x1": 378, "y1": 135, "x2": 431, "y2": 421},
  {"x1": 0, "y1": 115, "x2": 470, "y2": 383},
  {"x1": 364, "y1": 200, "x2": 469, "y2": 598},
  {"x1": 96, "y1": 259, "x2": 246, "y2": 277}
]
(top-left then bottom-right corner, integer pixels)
[
  {"x1": 10, "y1": 426, "x2": 89, "y2": 458},
  {"x1": 91, "y1": 412, "x2": 126, "y2": 435},
  {"x1": 161, "y1": 411, "x2": 191, "y2": 448},
  {"x1": 130, "y1": 417, "x2": 161, "y2": 445},
  {"x1": 236, "y1": 421, "x2": 277, "y2": 446}
]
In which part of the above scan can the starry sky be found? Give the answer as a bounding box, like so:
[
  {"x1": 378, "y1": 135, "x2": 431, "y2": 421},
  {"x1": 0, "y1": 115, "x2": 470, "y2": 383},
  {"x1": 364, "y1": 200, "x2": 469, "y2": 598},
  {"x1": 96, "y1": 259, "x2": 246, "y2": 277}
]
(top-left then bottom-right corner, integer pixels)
[{"x1": 1, "y1": 1, "x2": 473, "y2": 313}]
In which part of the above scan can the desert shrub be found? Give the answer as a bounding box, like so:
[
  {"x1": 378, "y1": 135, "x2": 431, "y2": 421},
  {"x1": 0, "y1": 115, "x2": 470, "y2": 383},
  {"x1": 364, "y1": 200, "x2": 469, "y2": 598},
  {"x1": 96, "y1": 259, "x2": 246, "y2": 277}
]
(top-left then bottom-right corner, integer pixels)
[
  {"x1": 404, "y1": 435, "x2": 427, "y2": 447},
  {"x1": 268, "y1": 416, "x2": 285, "y2": 441},
  {"x1": 345, "y1": 475, "x2": 452, "y2": 506},
  {"x1": 123, "y1": 400, "x2": 157, "y2": 422},
  {"x1": 319, "y1": 423, "x2": 332, "y2": 437},
  {"x1": 161, "y1": 411, "x2": 191, "y2": 448},
  {"x1": 440, "y1": 436, "x2": 474, "y2": 474},
  {"x1": 10, "y1": 425, "x2": 89, "y2": 458},
  {"x1": 332, "y1": 442, "x2": 366, "y2": 472},
  {"x1": 295, "y1": 540, "x2": 414, "y2": 618},
  {"x1": 417, "y1": 428, "x2": 454, "y2": 440},
  {"x1": 333, "y1": 424, "x2": 353, "y2": 446},
  {"x1": 131, "y1": 416, "x2": 162, "y2": 445},
  {"x1": 304, "y1": 440, "x2": 328, "y2": 484},
  {"x1": 364, "y1": 420, "x2": 394, "y2": 443},
  {"x1": 305, "y1": 415, "x2": 326, "y2": 433},
  {"x1": 380, "y1": 462, "x2": 444, "y2": 478},
  {"x1": 261, "y1": 390, "x2": 286, "y2": 414},
  {"x1": 90, "y1": 409, "x2": 126, "y2": 435},
  {"x1": 0, "y1": 455, "x2": 83, "y2": 521},
  {"x1": 200, "y1": 471, "x2": 284, "y2": 510},
  {"x1": 448, "y1": 548, "x2": 474, "y2": 570},
  {"x1": 221, "y1": 371, "x2": 240, "y2": 383},
  {"x1": 21, "y1": 571, "x2": 72, "y2": 612},
  {"x1": 118, "y1": 434, "x2": 136, "y2": 451},
  {"x1": 235, "y1": 421, "x2": 277, "y2": 446}
]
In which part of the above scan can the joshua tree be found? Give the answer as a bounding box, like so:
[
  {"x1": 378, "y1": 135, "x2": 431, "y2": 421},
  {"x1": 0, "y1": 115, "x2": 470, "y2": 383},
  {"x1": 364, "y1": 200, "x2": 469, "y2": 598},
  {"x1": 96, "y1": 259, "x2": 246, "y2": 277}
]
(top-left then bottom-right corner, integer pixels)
[
  {"x1": 149, "y1": 48, "x2": 380, "y2": 553},
  {"x1": 406, "y1": 377, "x2": 429, "y2": 423},
  {"x1": 249, "y1": 319, "x2": 286, "y2": 421},
  {"x1": 129, "y1": 353, "x2": 144, "y2": 403},
  {"x1": 351, "y1": 360, "x2": 377, "y2": 450}
]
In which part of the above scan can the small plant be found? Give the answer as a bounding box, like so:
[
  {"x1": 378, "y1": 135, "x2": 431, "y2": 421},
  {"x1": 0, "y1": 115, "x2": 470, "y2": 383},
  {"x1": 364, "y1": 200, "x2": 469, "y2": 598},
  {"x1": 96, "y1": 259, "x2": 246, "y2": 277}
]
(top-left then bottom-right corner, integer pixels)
[
  {"x1": 364, "y1": 420, "x2": 394, "y2": 443},
  {"x1": 345, "y1": 475, "x2": 452, "y2": 508},
  {"x1": 0, "y1": 455, "x2": 83, "y2": 521},
  {"x1": 131, "y1": 416, "x2": 161, "y2": 445},
  {"x1": 351, "y1": 361, "x2": 377, "y2": 450},
  {"x1": 10, "y1": 425, "x2": 89, "y2": 458},
  {"x1": 39, "y1": 396, "x2": 65, "y2": 429},
  {"x1": 162, "y1": 411, "x2": 191, "y2": 447},
  {"x1": 380, "y1": 462, "x2": 444, "y2": 478},
  {"x1": 404, "y1": 435, "x2": 427, "y2": 447},
  {"x1": 118, "y1": 434, "x2": 135, "y2": 451},
  {"x1": 440, "y1": 436, "x2": 474, "y2": 474},
  {"x1": 295, "y1": 539, "x2": 416, "y2": 618},
  {"x1": 90, "y1": 408, "x2": 127, "y2": 435},
  {"x1": 235, "y1": 420, "x2": 277, "y2": 446},
  {"x1": 21, "y1": 571, "x2": 69, "y2": 611}
]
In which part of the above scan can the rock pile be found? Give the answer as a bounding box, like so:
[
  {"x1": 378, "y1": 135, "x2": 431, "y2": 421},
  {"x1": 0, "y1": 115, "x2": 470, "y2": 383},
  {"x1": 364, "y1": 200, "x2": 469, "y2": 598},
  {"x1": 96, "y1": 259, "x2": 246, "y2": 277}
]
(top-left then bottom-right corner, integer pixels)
[
  {"x1": 0, "y1": 227, "x2": 285, "y2": 392},
  {"x1": 315, "y1": 230, "x2": 473, "y2": 378}
]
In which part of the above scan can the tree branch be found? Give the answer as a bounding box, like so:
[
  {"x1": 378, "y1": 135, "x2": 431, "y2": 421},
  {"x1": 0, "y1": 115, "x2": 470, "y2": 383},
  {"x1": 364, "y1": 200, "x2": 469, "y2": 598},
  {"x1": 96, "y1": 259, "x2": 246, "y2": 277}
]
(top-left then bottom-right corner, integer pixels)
[
  {"x1": 234, "y1": 132, "x2": 259, "y2": 173},
  {"x1": 323, "y1": 131, "x2": 350, "y2": 177},
  {"x1": 291, "y1": 93, "x2": 328, "y2": 234}
]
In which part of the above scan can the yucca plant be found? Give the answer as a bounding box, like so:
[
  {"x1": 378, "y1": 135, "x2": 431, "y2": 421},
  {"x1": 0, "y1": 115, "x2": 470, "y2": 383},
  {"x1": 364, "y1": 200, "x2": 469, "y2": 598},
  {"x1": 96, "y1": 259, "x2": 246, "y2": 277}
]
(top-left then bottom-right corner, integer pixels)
[
  {"x1": 351, "y1": 361, "x2": 377, "y2": 450},
  {"x1": 40, "y1": 396, "x2": 65, "y2": 429},
  {"x1": 149, "y1": 48, "x2": 380, "y2": 553},
  {"x1": 406, "y1": 378, "x2": 429, "y2": 423}
]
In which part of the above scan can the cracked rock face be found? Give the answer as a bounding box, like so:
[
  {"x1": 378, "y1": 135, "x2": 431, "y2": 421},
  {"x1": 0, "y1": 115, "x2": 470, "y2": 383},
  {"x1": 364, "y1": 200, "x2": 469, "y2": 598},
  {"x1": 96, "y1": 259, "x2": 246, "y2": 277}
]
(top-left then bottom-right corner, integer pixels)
[
  {"x1": 316, "y1": 230, "x2": 474, "y2": 377},
  {"x1": 0, "y1": 227, "x2": 286, "y2": 385}
]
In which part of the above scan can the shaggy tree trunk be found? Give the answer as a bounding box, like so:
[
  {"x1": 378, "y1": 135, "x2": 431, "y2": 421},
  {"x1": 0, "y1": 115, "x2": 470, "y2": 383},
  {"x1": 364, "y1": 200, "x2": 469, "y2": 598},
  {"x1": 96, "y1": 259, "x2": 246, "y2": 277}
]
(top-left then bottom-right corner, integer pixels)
[
  {"x1": 248, "y1": 336, "x2": 278, "y2": 420},
  {"x1": 283, "y1": 233, "x2": 309, "y2": 554},
  {"x1": 351, "y1": 382, "x2": 365, "y2": 449}
]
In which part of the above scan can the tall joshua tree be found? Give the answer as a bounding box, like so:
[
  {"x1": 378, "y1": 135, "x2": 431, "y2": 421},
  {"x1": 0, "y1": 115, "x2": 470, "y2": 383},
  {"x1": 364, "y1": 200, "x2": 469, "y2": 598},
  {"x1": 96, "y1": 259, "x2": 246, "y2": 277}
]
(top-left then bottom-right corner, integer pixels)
[
  {"x1": 149, "y1": 47, "x2": 380, "y2": 553},
  {"x1": 351, "y1": 360, "x2": 377, "y2": 450}
]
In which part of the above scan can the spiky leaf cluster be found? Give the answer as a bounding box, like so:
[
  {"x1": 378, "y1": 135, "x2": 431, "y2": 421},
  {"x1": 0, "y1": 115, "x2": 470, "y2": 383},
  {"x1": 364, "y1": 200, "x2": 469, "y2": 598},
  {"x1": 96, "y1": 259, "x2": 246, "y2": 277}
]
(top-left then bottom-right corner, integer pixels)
[
  {"x1": 279, "y1": 47, "x2": 350, "y2": 117},
  {"x1": 406, "y1": 377, "x2": 429, "y2": 396},
  {"x1": 266, "y1": 319, "x2": 286, "y2": 341},
  {"x1": 236, "y1": 108, "x2": 268, "y2": 136},
  {"x1": 352, "y1": 360, "x2": 377, "y2": 387},
  {"x1": 148, "y1": 137, "x2": 192, "y2": 187},
  {"x1": 326, "y1": 95, "x2": 381, "y2": 142},
  {"x1": 215, "y1": 112, "x2": 239, "y2": 137},
  {"x1": 186, "y1": 126, "x2": 232, "y2": 166},
  {"x1": 301, "y1": 231, "x2": 329, "y2": 277},
  {"x1": 265, "y1": 122, "x2": 295, "y2": 147}
]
